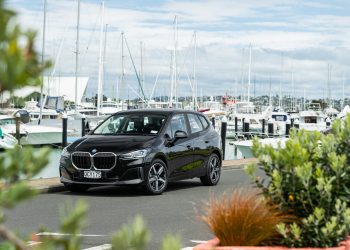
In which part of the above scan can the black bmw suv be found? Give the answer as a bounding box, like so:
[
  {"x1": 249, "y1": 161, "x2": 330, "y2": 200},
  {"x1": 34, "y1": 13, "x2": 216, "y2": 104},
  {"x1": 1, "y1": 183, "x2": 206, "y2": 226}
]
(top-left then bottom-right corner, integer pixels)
[{"x1": 59, "y1": 109, "x2": 222, "y2": 194}]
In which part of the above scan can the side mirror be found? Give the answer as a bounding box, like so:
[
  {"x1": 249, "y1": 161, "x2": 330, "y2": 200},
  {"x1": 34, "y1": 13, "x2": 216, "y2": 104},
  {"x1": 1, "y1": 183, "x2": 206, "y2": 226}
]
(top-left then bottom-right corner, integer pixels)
[
  {"x1": 165, "y1": 130, "x2": 187, "y2": 147},
  {"x1": 174, "y1": 130, "x2": 187, "y2": 139}
]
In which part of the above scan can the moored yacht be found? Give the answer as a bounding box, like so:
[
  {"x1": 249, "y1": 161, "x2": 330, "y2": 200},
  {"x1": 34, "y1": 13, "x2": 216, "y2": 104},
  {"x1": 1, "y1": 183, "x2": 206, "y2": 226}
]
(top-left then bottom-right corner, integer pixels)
[
  {"x1": 99, "y1": 100, "x2": 127, "y2": 115},
  {"x1": 0, "y1": 128, "x2": 17, "y2": 149},
  {"x1": 296, "y1": 109, "x2": 327, "y2": 132},
  {"x1": 0, "y1": 115, "x2": 62, "y2": 145}
]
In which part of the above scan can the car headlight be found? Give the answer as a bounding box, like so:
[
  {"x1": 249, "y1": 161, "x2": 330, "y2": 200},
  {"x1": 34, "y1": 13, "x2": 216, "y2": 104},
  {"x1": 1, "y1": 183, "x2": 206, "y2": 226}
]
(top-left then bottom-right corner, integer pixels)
[
  {"x1": 120, "y1": 149, "x2": 150, "y2": 160},
  {"x1": 61, "y1": 147, "x2": 71, "y2": 158}
]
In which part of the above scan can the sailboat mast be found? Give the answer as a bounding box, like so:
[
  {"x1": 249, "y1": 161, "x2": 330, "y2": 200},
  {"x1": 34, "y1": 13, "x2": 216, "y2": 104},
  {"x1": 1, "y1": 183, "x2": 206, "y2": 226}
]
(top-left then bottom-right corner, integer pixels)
[
  {"x1": 140, "y1": 41, "x2": 144, "y2": 104},
  {"x1": 120, "y1": 32, "x2": 125, "y2": 105},
  {"x1": 38, "y1": 0, "x2": 47, "y2": 124},
  {"x1": 74, "y1": 0, "x2": 80, "y2": 113},
  {"x1": 247, "y1": 44, "x2": 252, "y2": 103},
  {"x1": 327, "y1": 64, "x2": 332, "y2": 108},
  {"x1": 173, "y1": 16, "x2": 178, "y2": 107},
  {"x1": 342, "y1": 74, "x2": 345, "y2": 109},
  {"x1": 192, "y1": 31, "x2": 197, "y2": 110},
  {"x1": 103, "y1": 24, "x2": 108, "y2": 100},
  {"x1": 291, "y1": 70, "x2": 294, "y2": 111},
  {"x1": 97, "y1": 1, "x2": 104, "y2": 116},
  {"x1": 269, "y1": 76, "x2": 272, "y2": 107},
  {"x1": 279, "y1": 52, "x2": 284, "y2": 110}
]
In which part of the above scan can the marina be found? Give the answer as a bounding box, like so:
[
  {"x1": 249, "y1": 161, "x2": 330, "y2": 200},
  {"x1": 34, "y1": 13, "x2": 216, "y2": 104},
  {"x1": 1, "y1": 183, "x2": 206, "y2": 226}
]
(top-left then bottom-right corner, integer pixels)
[{"x1": 1, "y1": 0, "x2": 350, "y2": 248}]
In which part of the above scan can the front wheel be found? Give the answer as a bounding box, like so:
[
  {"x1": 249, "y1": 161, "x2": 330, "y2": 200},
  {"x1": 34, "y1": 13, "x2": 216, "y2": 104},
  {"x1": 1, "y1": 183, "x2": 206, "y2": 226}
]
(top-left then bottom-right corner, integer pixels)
[
  {"x1": 144, "y1": 159, "x2": 168, "y2": 195},
  {"x1": 64, "y1": 183, "x2": 90, "y2": 193},
  {"x1": 200, "y1": 154, "x2": 221, "y2": 186}
]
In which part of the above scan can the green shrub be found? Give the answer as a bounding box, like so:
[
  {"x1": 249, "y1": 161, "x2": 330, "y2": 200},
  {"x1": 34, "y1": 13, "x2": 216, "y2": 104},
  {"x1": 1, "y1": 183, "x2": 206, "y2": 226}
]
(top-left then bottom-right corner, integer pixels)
[{"x1": 245, "y1": 116, "x2": 350, "y2": 247}]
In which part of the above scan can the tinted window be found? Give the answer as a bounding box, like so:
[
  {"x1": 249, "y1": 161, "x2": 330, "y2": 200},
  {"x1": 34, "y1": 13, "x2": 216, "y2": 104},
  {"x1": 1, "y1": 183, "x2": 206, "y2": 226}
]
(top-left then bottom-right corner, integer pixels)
[
  {"x1": 93, "y1": 114, "x2": 166, "y2": 135},
  {"x1": 198, "y1": 115, "x2": 209, "y2": 129},
  {"x1": 165, "y1": 114, "x2": 188, "y2": 138},
  {"x1": 188, "y1": 114, "x2": 203, "y2": 133}
]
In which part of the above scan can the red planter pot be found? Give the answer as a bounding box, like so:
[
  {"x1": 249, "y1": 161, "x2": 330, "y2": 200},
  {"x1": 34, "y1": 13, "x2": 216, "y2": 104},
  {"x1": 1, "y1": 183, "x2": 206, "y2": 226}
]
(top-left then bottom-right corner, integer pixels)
[{"x1": 193, "y1": 237, "x2": 350, "y2": 250}]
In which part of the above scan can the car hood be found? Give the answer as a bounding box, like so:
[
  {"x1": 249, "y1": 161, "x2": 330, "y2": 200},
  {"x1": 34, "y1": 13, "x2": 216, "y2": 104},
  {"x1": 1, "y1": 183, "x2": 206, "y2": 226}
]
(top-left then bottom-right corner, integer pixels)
[{"x1": 68, "y1": 135, "x2": 156, "y2": 154}]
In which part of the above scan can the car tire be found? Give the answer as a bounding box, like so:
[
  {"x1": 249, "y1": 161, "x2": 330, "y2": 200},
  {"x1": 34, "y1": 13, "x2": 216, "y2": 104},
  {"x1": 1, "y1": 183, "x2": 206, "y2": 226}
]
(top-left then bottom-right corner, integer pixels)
[
  {"x1": 200, "y1": 154, "x2": 221, "y2": 186},
  {"x1": 144, "y1": 159, "x2": 168, "y2": 195},
  {"x1": 64, "y1": 183, "x2": 90, "y2": 193}
]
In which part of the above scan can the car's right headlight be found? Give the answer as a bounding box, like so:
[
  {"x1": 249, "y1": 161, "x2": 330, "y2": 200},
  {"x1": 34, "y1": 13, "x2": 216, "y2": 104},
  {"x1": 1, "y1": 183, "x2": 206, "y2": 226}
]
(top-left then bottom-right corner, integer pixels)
[{"x1": 61, "y1": 147, "x2": 71, "y2": 158}]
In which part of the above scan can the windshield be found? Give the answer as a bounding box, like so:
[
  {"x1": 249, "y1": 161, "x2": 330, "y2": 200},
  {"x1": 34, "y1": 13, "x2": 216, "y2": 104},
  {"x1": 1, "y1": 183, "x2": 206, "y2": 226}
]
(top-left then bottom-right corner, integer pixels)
[{"x1": 93, "y1": 113, "x2": 167, "y2": 135}]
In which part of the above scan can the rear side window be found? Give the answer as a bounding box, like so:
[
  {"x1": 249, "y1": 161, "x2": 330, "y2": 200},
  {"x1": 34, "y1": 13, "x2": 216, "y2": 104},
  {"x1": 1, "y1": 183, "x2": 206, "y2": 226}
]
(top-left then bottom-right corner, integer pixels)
[
  {"x1": 188, "y1": 114, "x2": 204, "y2": 134},
  {"x1": 198, "y1": 115, "x2": 210, "y2": 129}
]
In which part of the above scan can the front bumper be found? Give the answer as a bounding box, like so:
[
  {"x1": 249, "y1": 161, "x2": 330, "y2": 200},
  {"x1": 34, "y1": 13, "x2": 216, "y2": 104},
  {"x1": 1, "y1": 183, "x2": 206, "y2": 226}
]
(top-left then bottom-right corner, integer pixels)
[{"x1": 59, "y1": 155, "x2": 148, "y2": 186}]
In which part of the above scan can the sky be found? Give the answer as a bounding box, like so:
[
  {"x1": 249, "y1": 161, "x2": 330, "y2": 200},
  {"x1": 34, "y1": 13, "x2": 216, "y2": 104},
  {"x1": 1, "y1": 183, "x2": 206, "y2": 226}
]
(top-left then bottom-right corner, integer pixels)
[{"x1": 7, "y1": 0, "x2": 350, "y2": 100}]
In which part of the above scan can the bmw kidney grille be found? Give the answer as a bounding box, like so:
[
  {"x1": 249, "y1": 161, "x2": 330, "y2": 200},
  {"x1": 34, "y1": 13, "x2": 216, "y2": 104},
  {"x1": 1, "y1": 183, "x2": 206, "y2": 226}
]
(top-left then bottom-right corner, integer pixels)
[{"x1": 71, "y1": 152, "x2": 116, "y2": 170}]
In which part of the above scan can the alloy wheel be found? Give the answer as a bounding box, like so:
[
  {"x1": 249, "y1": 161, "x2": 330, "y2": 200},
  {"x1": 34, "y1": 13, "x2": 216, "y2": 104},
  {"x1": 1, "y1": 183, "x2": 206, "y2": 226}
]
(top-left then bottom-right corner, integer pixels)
[
  {"x1": 148, "y1": 163, "x2": 167, "y2": 192},
  {"x1": 209, "y1": 156, "x2": 220, "y2": 183}
]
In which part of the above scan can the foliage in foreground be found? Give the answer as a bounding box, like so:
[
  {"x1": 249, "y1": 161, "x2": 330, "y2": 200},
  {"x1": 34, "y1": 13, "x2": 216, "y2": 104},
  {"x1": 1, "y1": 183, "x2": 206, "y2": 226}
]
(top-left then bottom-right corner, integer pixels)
[
  {"x1": 0, "y1": 148, "x2": 182, "y2": 250},
  {"x1": 199, "y1": 189, "x2": 292, "y2": 246},
  {"x1": 0, "y1": 0, "x2": 181, "y2": 249},
  {"x1": 245, "y1": 116, "x2": 350, "y2": 247}
]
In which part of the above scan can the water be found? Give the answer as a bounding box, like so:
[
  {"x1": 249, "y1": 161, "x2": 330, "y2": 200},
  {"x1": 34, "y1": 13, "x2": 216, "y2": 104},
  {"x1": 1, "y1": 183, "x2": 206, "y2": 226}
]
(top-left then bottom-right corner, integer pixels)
[
  {"x1": 33, "y1": 140, "x2": 244, "y2": 179},
  {"x1": 32, "y1": 148, "x2": 62, "y2": 179}
]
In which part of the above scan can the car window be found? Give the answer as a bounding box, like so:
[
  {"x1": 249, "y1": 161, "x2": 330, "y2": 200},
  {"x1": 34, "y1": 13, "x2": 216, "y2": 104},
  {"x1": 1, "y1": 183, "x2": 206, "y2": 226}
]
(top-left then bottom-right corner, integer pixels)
[
  {"x1": 198, "y1": 115, "x2": 210, "y2": 129},
  {"x1": 188, "y1": 114, "x2": 204, "y2": 134},
  {"x1": 93, "y1": 114, "x2": 166, "y2": 135},
  {"x1": 165, "y1": 114, "x2": 188, "y2": 138}
]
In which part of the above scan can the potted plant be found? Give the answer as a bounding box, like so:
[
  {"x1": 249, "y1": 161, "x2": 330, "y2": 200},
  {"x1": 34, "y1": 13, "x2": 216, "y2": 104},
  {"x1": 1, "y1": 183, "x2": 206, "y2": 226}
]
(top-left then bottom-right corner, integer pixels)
[{"x1": 195, "y1": 115, "x2": 350, "y2": 249}]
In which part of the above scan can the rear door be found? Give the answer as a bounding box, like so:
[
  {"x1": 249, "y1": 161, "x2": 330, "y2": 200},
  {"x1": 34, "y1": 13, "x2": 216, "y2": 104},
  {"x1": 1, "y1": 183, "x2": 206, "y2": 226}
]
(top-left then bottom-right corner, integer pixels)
[{"x1": 187, "y1": 113, "x2": 211, "y2": 176}]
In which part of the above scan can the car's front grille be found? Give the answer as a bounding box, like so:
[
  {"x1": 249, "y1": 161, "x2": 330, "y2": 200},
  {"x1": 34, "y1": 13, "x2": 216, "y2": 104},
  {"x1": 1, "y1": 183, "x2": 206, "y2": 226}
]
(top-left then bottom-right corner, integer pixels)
[
  {"x1": 93, "y1": 153, "x2": 116, "y2": 170},
  {"x1": 71, "y1": 152, "x2": 116, "y2": 170},
  {"x1": 71, "y1": 152, "x2": 91, "y2": 170}
]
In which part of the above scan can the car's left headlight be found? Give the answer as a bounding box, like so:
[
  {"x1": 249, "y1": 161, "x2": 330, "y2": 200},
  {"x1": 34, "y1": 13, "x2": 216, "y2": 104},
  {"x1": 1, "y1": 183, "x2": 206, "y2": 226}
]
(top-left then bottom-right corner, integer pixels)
[{"x1": 120, "y1": 149, "x2": 150, "y2": 160}]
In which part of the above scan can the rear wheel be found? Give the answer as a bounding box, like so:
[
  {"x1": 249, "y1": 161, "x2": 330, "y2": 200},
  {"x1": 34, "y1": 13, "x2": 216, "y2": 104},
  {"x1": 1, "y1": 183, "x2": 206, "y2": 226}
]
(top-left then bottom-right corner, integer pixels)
[
  {"x1": 200, "y1": 154, "x2": 221, "y2": 186},
  {"x1": 64, "y1": 183, "x2": 90, "y2": 193},
  {"x1": 145, "y1": 159, "x2": 168, "y2": 195}
]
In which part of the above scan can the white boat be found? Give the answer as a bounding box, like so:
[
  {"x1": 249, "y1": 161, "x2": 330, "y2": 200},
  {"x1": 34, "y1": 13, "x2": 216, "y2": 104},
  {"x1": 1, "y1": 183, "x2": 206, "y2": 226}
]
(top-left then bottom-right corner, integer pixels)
[
  {"x1": 338, "y1": 105, "x2": 350, "y2": 119},
  {"x1": 147, "y1": 99, "x2": 182, "y2": 109},
  {"x1": 230, "y1": 137, "x2": 288, "y2": 158},
  {"x1": 0, "y1": 129, "x2": 18, "y2": 149},
  {"x1": 23, "y1": 99, "x2": 60, "y2": 121},
  {"x1": 270, "y1": 109, "x2": 289, "y2": 135},
  {"x1": 99, "y1": 100, "x2": 127, "y2": 115},
  {"x1": 296, "y1": 110, "x2": 327, "y2": 132},
  {"x1": 0, "y1": 115, "x2": 63, "y2": 145}
]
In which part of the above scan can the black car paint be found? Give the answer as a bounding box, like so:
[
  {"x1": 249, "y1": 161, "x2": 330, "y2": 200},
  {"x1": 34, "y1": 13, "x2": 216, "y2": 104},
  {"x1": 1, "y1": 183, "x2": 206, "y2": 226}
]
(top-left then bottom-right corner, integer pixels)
[{"x1": 59, "y1": 109, "x2": 222, "y2": 188}]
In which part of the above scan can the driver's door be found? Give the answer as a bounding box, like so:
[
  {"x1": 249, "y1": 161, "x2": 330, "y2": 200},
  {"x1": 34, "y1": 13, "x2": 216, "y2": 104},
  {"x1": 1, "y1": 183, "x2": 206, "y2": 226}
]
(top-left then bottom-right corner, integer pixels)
[{"x1": 164, "y1": 113, "x2": 194, "y2": 179}]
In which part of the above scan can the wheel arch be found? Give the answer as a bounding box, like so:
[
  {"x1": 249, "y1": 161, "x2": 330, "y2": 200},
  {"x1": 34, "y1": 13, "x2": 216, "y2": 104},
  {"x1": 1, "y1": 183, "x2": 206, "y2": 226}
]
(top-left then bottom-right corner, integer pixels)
[
  {"x1": 153, "y1": 153, "x2": 168, "y2": 167},
  {"x1": 211, "y1": 149, "x2": 222, "y2": 166}
]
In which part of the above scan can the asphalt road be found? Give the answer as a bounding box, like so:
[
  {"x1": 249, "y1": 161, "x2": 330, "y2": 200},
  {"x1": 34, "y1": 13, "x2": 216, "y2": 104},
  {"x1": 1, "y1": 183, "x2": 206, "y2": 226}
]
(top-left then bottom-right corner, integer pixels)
[{"x1": 4, "y1": 168, "x2": 255, "y2": 249}]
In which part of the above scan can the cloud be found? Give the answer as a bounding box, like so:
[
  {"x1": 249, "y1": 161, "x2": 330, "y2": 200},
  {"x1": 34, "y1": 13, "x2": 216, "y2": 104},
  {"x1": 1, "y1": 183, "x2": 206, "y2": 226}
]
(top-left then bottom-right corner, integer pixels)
[{"x1": 6, "y1": 0, "x2": 350, "y2": 100}]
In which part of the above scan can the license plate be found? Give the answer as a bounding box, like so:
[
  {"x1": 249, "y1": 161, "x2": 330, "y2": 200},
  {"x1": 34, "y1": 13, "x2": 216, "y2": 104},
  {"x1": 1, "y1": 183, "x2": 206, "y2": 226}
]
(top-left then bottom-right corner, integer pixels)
[{"x1": 83, "y1": 171, "x2": 102, "y2": 179}]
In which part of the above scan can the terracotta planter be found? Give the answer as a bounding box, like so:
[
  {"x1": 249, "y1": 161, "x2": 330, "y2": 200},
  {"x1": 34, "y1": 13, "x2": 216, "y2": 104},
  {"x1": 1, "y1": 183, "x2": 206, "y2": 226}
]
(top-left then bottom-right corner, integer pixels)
[{"x1": 193, "y1": 237, "x2": 350, "y2": 250}]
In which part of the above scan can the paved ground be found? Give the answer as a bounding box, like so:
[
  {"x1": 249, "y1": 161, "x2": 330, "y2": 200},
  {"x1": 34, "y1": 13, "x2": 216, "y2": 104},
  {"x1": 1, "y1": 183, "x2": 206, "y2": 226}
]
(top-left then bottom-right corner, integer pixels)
[
  {"x1": 4, "y1": 166, "x2": 260, "y2": 250},
  {"x1": 27, "y1": 158, "x2": 258, "y2": 193}
]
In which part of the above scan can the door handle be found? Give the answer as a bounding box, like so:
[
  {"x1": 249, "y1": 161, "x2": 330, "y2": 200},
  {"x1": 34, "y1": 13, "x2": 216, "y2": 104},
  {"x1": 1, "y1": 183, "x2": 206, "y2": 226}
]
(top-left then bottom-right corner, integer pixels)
[{"x1": 205, "y1": 141, "x2": 209, "y2": 143}]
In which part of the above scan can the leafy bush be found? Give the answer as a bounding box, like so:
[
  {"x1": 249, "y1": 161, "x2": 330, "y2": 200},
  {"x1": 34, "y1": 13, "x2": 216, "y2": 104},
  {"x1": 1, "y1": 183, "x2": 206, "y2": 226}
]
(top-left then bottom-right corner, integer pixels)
[
  {"x1": 245, "y1": 116, "x2": 350, "y2": 247},
  {"x1": 199, "y1": 189, "x2": 292, "y2": 246}
]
